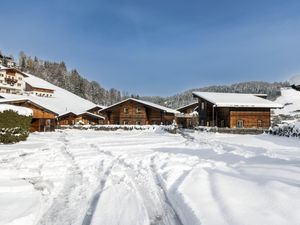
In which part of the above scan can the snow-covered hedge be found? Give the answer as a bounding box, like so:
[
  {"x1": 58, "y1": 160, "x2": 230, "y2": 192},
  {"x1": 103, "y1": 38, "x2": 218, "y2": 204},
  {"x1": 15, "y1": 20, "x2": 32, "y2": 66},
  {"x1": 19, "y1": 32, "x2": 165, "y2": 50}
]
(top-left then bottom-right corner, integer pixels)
[
  {"x1": 0, "y1": 105, "x2": 32, "y2": 144},
  {"x1": 267, "y1": 122, "x2": 300, "y2": 138},
  {"x1": 57, "y1": 124, "x2": 178, "y2": 133}
]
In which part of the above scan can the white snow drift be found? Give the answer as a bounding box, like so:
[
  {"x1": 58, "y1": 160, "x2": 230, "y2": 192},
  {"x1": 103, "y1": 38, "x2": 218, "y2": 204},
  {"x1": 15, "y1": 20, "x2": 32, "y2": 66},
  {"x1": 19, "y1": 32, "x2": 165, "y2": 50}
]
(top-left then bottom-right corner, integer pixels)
[{"x1": 0, "y1": 129, "x2": 299, "y2": 225}]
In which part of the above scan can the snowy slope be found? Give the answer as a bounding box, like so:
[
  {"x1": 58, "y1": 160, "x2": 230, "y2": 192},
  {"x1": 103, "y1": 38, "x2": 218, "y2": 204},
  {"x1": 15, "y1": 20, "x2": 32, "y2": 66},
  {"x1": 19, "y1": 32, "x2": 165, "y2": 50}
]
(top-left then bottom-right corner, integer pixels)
[
  {"x1": 274, "y1": 87, "x2": 300, "y2": 116},
  {"x1": 0, "y1": 73, "x2": 96, "y2": 115},
  {"x1": 1, "y1": 129, "x2": 299, "y2": 225},
  {"x1": 290, "y1": 74, "x2": 300, "y2": 86}
]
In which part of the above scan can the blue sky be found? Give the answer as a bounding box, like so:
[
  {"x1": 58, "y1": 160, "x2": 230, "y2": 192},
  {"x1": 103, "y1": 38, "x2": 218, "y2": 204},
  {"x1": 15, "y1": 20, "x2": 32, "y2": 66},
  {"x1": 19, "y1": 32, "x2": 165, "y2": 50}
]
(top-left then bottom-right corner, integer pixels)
[{"x1": 1, "y1": 0, "x2": 300, "y2": 96}]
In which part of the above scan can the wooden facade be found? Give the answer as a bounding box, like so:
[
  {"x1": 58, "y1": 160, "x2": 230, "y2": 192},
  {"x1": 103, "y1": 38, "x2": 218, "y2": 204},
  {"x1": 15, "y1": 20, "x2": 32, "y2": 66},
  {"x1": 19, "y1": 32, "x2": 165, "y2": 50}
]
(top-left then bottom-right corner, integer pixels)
[
  {"x1": 0, "y1": 100, "x2": 57, "y2": 132},
  {"x1": 57, "y1": 112, "x2": 77, "y2": 125},
  {"x1": 101, "y1": 98, "x2": 177, "y2": 125},
  {"x1": 194, "y1": 96, "x2": 272, "y2": 129},
  {"x1": 57, "y1": 112, "x2": 104, "y2": 126},
  {"x1": 76, "y1": 112, "x2": 104, "y2": 125}
]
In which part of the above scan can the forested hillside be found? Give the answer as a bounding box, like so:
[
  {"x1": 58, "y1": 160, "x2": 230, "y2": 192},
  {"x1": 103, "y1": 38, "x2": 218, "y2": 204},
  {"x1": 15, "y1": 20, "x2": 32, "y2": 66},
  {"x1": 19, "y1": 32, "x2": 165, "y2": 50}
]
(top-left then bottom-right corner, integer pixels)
[
  {"x1": 1, "y1": 50, "x2": 290, "y2": 108},
  {"x1": 18, "y1": 52, "x2": 122, "y2": 105}
]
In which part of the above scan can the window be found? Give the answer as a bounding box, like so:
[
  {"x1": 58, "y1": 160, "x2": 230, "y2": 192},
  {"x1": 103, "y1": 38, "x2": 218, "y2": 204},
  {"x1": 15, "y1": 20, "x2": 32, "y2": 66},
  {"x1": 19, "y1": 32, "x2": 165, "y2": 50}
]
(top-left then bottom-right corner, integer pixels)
[
  {"x1": 201, "y1": 102, "x2": 205, "y2": 110},
  {"x1": 237, "y1": 120, "x2": 244, "y2": 128},
  {"x1": 257, "y1": 120, "x2": 262, "y2": 128},
  {"x1": 123, "y1": 120, "x2": 129, "y2": 125},
  {"x1": 124, "y1": 108, "x2": 129, "y2": 114},
  {"x1": 136, "y1": 107, "x2": 142, "y2": 113},
  {"x1": 136, "y1": 121, "x2": 141, "y2": 125}
]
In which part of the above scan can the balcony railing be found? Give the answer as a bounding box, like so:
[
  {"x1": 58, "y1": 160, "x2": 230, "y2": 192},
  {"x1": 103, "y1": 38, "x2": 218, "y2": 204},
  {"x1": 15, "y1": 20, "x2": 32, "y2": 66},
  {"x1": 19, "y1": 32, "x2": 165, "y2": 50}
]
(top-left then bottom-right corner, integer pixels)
[{"x1": 4, "y1": 77, "x2": 18, "y2": 86}]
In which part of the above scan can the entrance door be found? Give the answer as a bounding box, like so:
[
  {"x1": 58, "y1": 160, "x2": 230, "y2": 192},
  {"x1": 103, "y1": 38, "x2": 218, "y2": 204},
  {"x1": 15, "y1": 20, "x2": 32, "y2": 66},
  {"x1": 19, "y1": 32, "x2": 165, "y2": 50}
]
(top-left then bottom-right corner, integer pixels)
[{"x1": 237, "y1": 120, "x2": 244, "y2": 128}]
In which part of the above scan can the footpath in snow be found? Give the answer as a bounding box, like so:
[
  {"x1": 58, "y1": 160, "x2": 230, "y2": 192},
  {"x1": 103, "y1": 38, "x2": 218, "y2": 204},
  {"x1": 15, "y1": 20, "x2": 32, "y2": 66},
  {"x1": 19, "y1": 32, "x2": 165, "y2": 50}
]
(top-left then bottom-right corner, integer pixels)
[{"x1": 0, "y1": 128, "x2": 300, "y2": 225}]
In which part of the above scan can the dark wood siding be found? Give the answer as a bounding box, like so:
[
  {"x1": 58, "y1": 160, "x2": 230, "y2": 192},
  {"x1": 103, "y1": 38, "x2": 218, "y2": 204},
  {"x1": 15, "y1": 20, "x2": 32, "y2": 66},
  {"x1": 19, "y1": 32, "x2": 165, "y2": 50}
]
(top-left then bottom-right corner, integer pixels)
[
  {"x1": 195, "y1": 97, "x2": 272, "y2": 128},
  {"x1": 103, "y1": 99, "x2": 175, "y2": 125}
]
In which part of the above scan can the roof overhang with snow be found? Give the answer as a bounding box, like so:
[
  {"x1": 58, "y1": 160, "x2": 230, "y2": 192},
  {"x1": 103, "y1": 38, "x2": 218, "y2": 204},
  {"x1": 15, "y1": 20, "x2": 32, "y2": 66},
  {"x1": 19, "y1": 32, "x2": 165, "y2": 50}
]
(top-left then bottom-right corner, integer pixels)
[
  {"x1": 176, "y1": 102, "x2": 198, "y2": 112},
  {"x1": 0, "y1": 67, "x2": 28, "y2": 77},
  {"x1": 192, "y1": 92, "x2": 283, "y2": 109},
  {"x1": 100, "y1": 98, "x2": 180, "y2": 115},
  {"x1": 58, "y1": 111, "x2": 105, "y2": 120},
  {"x1": 77, "y1": 111, "x2": 105, "y2": 119},
  {"x1": 0, "y1": 98, "x2": 58, "y2": 115}
]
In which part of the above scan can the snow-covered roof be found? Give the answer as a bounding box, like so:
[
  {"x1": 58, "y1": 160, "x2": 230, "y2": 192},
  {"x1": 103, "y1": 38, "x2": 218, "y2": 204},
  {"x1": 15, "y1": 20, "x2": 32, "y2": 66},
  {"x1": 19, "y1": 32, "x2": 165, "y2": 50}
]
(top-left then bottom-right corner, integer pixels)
[
  {"x1": 101, "y1": 98, "x2": 180, "y2": 114},
  {"x1": 78, "y1": 111, "x2": 105, "y2": 119},
  {"x1": 0, "y1": 104, "x2": 32, "y2": 116},
  {"x1": 0, "y1": 67, "x2": 28, "y2": 77},
  {"x1": 192, "y1": 92, "x2": 283, "y2": 108},
  {"x1": 176, "y1": 102, "x2": 198, "y2": 111},
  {"x1": 58, "y1": 111, "x2": 105, "y2": 120},
  {"x1": 0, "y1": 98, "x2": 58, "y2": 115},
  {"x1": 0, "y1": 73, "x2": 96, "y2": 116},
  {"x1": 87, "y1": 105, "x2": 106, "y2": 111},
  {"x1": 24, "y1": 73, "x2": 54, "y2": 90}
]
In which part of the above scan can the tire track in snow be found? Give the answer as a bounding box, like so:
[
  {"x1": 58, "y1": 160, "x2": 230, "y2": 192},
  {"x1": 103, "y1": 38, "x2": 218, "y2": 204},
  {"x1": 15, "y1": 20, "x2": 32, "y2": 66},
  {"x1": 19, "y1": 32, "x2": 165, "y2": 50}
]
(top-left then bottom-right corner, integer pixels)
[
  {"x1": 81, "y1": 144, "x2": 119, "y2": 225},
  {"x1": 82, "y1": 141, "x2": 184, "y2": 225},
  {"x1": 38, "y1": 132, "x2": 87, "y2": 225},
  {"x1": 149, "y1": 156, "x2": 184, "y2": 225}
]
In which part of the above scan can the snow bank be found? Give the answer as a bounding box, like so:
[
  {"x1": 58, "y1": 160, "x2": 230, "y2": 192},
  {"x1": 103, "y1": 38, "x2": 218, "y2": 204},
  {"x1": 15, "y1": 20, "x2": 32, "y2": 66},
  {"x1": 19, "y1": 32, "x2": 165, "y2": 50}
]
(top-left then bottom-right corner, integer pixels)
[
  {"x1": 274, "y1": 87, "x2": 300, "y2": 116},
  {"x1": 0, "y1": 104, "x2": 32, "y2": 117},
  {"x1": 0, "y1": 179, "x2": 41, "y2": 225},
  {"x1": 268, "y1": 120, "x2": 300, "y2": 138}
]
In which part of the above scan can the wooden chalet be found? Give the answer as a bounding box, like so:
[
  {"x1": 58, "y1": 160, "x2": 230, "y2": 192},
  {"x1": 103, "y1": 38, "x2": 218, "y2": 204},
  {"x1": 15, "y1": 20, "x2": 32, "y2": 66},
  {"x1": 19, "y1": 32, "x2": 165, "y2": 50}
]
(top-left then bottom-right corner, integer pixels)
[
  {"x1": 57, "y1": 112, "x2": 77, "y2": 125},
  {"x1": 100, "y1": 98, "x2": 179, "y2": 125},
  {"x1": 192, "y1": 92, "x2": 283, "y2": 129},
  {"x1": 0, "y1": 98, "x2": 58, "y2": 132},
  {"x1": 57, "y1": 111, "x2": 105, "y2": 126}
]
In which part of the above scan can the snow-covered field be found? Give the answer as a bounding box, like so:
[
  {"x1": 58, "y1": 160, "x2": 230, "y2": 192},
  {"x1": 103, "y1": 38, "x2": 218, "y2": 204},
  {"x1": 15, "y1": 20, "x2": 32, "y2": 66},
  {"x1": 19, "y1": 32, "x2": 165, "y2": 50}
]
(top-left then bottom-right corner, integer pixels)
[{"x1": 0, "y1": 128, "x2": 300, "y2": 225}]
